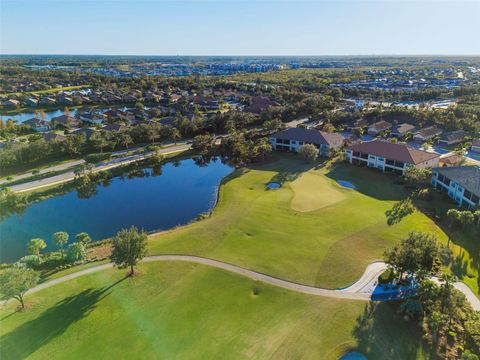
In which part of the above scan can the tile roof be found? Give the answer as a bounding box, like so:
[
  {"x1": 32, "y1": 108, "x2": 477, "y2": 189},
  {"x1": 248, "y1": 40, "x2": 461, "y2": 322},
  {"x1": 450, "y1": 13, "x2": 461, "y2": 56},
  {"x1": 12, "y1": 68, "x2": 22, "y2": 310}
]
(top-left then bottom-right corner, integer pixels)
[
  {"x1": 435, "y1": 166, "x2": 480, "y2": 196},
  {"x1": 368, "y1": 120, "x2": 392, "y2": 131},
  {"x1": 414, "y1": 126, "x2": 443, "y2": 138},
  {"x1": 391, "y1": 123, "x2": 415, "y2": 135},
  {"x1": 347, "y1": 140, "x2": 439, "y2": 164},
  {"x1": 271, "y1": 128, "x2": 344, "y2": 147},
  {"x1": 440, "y1": 130, "x2": 469, "y2": 142}
]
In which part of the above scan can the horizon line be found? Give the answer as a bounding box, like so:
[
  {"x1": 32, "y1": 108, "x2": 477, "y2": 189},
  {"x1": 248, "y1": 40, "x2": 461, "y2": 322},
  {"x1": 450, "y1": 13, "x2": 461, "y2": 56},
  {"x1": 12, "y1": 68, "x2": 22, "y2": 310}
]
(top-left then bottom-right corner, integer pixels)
[{"x1": 2, "y1": 53, "x2": 480, "y2": 58}]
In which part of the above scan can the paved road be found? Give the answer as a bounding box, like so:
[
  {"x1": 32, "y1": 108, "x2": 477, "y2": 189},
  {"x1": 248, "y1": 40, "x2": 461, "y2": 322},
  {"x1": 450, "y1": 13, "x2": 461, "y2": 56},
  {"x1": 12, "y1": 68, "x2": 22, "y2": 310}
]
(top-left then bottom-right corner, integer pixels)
[
  {"x1": 10, "y1": 143, "x2": 191, "y2": 193},
  {"x1": 20, "y1": 256, "x2": 480, "y2": 310},
  {"x1": 0, "y1": 159, "x2": 86, "y2": 185},
  {"x1": 0, "y1": 145, "x2": 152, "y2": 186}
]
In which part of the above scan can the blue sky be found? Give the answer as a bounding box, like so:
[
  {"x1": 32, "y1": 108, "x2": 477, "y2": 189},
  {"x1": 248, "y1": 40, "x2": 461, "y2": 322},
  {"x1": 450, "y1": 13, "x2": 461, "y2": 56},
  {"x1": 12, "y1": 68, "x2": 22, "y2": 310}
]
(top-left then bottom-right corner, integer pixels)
[{"x1": 1, "y1": 0, "x2": 479, "y2": 55}]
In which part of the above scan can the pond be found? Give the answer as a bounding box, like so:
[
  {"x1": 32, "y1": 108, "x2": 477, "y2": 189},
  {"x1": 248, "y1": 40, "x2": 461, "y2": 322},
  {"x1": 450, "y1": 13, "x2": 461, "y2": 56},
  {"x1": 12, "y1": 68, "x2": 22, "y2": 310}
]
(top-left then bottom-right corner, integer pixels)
[
  {"x1": 337, "y1": 180, "x2": 357, "y2": 190},
  {"x1": 0, "y1": 106, "x2": 127, "y2": 124},
  {"x1": 340, "y1": 352, "x2": 367, "y2": 360},
  {"x1": 0, "y1": 158, "x2": 233, "y2": 263},
  {"x1": 266, "y1": 182, "x2": 281, "y2": 190}
]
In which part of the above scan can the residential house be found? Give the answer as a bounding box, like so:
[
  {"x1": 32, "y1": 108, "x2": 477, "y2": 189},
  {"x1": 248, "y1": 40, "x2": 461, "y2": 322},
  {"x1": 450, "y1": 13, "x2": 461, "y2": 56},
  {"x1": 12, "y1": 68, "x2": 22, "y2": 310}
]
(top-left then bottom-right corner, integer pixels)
[
  {"x1": 102, "y1": 123, "x2": 127, "y2": 132},
  {"x1": 145, "y1": 91, "x2": 162, "y2": 103},
  {"x1": 367, "y1": 120, "x2": 392, "y2": 136},
  {"x1": 51, "y1": 115, "x2": 81, "y2": 129},
  {"x1": 123, "y1": 94, "x2": 139, "y2": 103},
  {"x1": 71, "y1": 127, "x2": 95, "y2": 140},
  {"x1": 244, "y1": 96, "x2": 280, "y2": 115},
  {"x1": 25, "y1": 98, "x2": 38, "y2": 107},
  {"x1": 438, "y1": 130, "x2": 469, "y2": 146},
  {"x1": 191, "y1": 96, "x2": 220, "y2": 110},
  {"x1": 432, "y1": 166, "x2": 480, "y2": 208},
  {"x1": 57, "y1": 94, "x2": 73, "y2": 105},
  {"x1": 105, "y1": 93, "x2": 122, "y2": 103},
  {"x1": 439, "y1": 154, "x2": 463, "y2": 167},
  {"x1": 158, "y1": 116, "x2": 176, "y2": 126},
  {"x1": 347, "y1": 118, "x2": 369, "y2": 131},
  {"x1": 79, "y1": 112, "x2": 105, "y2": 125},
  {"x1": 130, "y1": 89, "x2": 143, "y2": 98},
  {"x1": 39, "y1": 96, "x2": 56, "y2": 105},
  {"x1": 3, "y1": 99, "x2": 20, "y2": 107},
  {"x1": 23, "y1": 117, "x2": 51, "y2": 132},
  {"x1": 345, "y1": 140, "x2": 439, "y2": 175},
  {"x1": 43, "y1": 132, "x2": 66, "y2": 142},
  {"x1": 269, "y1": 128, "x2": 344, "y2": 157},
  {"x1": 471, "y1": 139, "x2": 480, "y2": 153},
  {"x1": 390, "y1": 123, "x2": 415, "y2": 138},
  {"x1": 413, "y1": 126, "x2": 443, "y2": 143}
]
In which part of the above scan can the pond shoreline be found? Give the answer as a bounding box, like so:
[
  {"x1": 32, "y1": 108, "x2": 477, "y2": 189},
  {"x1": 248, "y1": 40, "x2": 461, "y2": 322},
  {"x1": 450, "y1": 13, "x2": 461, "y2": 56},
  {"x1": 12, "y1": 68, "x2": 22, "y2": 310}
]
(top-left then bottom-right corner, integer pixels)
[{"x1": 0, "y1": 155, "x2": 233, "y2": 263}]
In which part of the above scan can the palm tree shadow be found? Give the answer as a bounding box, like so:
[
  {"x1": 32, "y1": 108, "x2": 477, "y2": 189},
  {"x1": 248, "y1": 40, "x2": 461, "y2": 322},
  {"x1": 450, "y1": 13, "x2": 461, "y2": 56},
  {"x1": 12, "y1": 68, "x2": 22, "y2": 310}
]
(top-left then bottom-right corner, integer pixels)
[
  {"x1": 0, "y1": 276, "x2": 127, "y2": 359},
  {"x1": 352, "y1": 302, "x2": 426, "y2": 359}
]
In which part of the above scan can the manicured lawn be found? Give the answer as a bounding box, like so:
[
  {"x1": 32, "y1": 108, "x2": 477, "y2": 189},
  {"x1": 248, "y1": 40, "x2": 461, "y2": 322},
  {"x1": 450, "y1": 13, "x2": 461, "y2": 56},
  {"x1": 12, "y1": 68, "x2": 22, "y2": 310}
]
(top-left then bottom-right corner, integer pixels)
[
  {"x1": 148, "y1": 154, "x2": 457, "y2": 290},
  {"x1": 0, "y1": 261, "x2": 427, "y2": 360}
]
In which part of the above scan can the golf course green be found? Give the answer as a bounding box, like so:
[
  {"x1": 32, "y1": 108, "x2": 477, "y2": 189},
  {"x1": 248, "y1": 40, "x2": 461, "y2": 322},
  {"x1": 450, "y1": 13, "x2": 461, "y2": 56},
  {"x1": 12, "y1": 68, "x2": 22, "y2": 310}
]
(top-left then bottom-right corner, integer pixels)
[{"x1": 149, "y1": 154, "x2": 476, "y2": 292}]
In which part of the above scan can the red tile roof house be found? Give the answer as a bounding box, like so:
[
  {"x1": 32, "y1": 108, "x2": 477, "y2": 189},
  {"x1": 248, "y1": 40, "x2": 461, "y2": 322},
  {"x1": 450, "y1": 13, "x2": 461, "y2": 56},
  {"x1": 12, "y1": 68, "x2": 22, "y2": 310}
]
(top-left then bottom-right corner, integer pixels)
[
  {"x1": 390, "y1": 123, "x2": 416, "y2": 138},
  {"x1": 413, "y1": 126, "x2": 443, "y2": 143},
  {"x1": 471, "y1": 139, "x2": 480, "y2": 153},
  {"x1": 269, "y1": 128, "x2": 344, "y2": 157},
  {"x1": 345, "y1": 140, "x2": 440, "y2": 175},
  {"x1": 367, "y1": 120, "x2": 392, "y2": 136}
]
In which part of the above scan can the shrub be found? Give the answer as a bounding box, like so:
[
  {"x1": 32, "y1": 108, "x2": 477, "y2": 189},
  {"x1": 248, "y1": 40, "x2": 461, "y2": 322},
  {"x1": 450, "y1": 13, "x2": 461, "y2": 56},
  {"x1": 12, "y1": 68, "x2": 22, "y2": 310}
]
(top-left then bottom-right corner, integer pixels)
[
  {"x1": 85, "y1": 152, "x2": 112, "y2": 164},
  {"x1": 146, "y1": 145, "x2": 160, "y2": 152},
  {"x1": 378, "y1": 268, "x2": 396, "y2": 284},
  {"x1": 298, "y1": 144, "x2": 319, "y2": 162},
  {"x1": 12, "y1": 262, "x2": 27, "y2": 269},
  {"x1": 196, "y1": 212, "x2": 209, "y2": 221},
  {"x1": 18, "y1": 255, "x2": 42, "y2": 268}
]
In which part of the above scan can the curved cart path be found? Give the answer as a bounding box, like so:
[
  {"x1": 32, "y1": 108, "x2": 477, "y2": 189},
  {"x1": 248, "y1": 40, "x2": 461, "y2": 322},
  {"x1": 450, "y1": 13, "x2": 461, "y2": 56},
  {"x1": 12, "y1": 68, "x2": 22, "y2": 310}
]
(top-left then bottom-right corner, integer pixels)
[{"x1": 21, "y1": 255, "x2": 480, "y2": 309}]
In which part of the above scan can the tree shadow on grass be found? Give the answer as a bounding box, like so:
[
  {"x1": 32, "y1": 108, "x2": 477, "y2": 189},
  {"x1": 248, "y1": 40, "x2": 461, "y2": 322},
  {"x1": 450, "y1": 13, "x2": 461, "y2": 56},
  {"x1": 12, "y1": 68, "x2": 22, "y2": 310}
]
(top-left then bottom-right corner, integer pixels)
[
  {"x1": 352, "y1": 302, "x2": 427, "y2": 359},
  {"x1": 451, "y1": 251, "x2": 470, "y2": 279},
  {"x1": 0, "y1": 276, "x2": 127, "y2": 360},
  {"x1": 414, "y1": 193, "x2": 480, "y2": 283}
]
